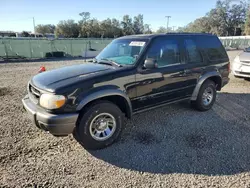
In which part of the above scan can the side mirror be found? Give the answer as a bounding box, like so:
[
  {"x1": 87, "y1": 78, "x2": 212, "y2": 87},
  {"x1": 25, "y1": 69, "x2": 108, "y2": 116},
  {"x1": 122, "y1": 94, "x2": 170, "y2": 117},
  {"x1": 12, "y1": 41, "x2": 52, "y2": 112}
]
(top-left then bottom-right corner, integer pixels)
[{"x1": 144, "y1": 58, "x2": 157, "y2": 69}]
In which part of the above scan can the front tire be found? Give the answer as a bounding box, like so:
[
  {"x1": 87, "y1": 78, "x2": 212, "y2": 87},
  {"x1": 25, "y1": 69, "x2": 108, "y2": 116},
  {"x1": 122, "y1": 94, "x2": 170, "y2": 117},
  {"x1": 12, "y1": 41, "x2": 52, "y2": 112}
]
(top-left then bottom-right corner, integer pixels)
[
  {"x1": 76, "y1": 101, "x2": 124, "y2": 150},
  {"x1": 191, "y1": 80, "x2": 216, "y2": 111}
]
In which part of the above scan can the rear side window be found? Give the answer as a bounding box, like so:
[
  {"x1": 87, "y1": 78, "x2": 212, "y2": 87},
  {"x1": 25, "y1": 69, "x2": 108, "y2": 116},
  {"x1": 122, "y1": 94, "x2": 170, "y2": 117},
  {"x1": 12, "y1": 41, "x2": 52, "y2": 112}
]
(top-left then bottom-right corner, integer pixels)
[
  {"x1": 197, "y1": 36, "x2": 228, "y2": 61},
  {"x1": 184, "y1": 39, "x2": 202, "y2": 63}
]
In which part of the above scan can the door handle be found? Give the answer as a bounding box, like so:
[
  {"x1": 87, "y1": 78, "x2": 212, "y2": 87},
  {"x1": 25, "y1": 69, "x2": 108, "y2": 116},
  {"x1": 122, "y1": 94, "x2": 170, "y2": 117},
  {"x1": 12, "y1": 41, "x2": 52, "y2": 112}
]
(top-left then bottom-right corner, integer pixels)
[
  {"x1": 179, "y1": 71, "x2": 187, "y2": 76},
  {"x1": 184, "y1": 70, "x2": 192, "y2": 74}
]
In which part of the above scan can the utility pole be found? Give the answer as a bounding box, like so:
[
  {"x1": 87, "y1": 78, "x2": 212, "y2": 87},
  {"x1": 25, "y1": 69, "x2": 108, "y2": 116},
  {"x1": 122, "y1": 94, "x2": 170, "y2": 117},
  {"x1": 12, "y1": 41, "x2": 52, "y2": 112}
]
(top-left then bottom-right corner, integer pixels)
[
  {"x1": 165, "y1": 16, "x2": 171, "y2": 33},
  {"x1": 33, "y1": 17, "x2": 36, "y2": 38}
]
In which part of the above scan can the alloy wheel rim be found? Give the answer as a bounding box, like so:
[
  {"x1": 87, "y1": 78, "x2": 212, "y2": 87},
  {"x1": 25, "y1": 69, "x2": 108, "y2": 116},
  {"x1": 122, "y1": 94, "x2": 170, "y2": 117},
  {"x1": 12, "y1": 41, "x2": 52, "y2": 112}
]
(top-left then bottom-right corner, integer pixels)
[
  {"x1": 202, "y1": 87, "x2": 213, "y2": 106},
  {"x1": 89, "y1": 113, "x2": 116, "y2": 141}
]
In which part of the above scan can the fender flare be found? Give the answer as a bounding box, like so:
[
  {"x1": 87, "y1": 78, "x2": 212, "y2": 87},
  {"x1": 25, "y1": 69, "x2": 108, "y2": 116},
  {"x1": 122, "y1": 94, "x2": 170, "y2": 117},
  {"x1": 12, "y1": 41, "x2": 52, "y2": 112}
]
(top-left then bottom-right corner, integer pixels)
[
  {"x1": 76, "y1": 89, "x2": 133, "y2": 118},
  {"x1": 191, "y1": 71, "x2": 222, "y2": 101}
]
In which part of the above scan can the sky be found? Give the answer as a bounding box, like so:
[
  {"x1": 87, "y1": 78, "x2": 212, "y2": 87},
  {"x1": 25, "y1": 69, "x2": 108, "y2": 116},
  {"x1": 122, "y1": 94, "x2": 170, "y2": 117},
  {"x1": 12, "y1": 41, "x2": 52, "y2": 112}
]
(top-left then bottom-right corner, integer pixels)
[{"x1": 0, "y1": 0, "x2": 219, "y2": 32}]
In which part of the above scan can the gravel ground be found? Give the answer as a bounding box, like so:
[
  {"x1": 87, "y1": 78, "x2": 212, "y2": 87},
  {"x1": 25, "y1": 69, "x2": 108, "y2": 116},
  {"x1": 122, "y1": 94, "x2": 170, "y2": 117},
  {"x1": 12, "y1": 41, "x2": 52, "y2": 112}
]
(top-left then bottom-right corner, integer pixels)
[{"x1": 1, "y1": 51, "x2": 250, "y2": 188}]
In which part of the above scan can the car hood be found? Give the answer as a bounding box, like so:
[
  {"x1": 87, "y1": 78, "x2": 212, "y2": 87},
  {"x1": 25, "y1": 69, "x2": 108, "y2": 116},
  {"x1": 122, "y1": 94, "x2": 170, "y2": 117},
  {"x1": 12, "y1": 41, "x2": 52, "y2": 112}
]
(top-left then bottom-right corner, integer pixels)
[
  {"x1": 239, "y1": 51, "x2": 250, "y2": 62},
  {"x1": 31, "y1": 63, "x2": 112, "y2": 92}
]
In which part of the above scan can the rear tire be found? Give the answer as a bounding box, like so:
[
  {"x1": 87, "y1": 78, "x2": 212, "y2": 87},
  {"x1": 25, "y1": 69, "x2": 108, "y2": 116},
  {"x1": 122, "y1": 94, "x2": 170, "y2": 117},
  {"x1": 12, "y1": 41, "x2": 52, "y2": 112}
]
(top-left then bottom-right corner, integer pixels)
[
  {"x1": 76, "y1": 101, "x2": 124, "y2": 150},
  {"x1": 191, "y1": 80, "x2": 216, "y2": 111}
]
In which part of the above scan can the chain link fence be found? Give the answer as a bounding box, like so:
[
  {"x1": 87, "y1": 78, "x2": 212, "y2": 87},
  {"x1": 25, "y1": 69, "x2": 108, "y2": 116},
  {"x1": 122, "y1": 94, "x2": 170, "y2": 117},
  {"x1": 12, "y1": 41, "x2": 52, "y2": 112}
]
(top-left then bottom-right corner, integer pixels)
[
  {"x1": 219, "y1": 36, "x2": 250, "y2": 50},
  {"x1": 0, "y1": 38, "x2": 112, "y2": 60}
]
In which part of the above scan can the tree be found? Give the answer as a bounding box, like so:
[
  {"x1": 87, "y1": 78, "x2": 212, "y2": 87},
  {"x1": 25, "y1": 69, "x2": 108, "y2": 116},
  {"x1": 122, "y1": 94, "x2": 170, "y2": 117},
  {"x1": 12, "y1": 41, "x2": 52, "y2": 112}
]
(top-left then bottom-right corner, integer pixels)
[
  {"x1": 181, "y1": 0, "x2": 248, "y2": 36},
  {"x1": 121, "y1": 15, "x2": 134, "y2": 35},
  {"x1": 100, "y1": 18, "x2": 113, "y2": 38},
  {"x1": 79, "y1": 12, "x2": 90, "y2": 22},
  {"x1": 81, "y1": 18, "x2": 100, "y2": 38},
  {"x1": 245, "y1": 6, "x2": 250, "y2": 35},
  {"x1": 156, "y1": 26, "x2": 168, "y2": 33},
  {"x1": 55, "y1": 20, "x2": 79, "y2": 38},
  {"x1": 78, "y1": 12, "x2": 91, "y2": 37},
  {"x1": 21, "y1": 31, "x2": 30, "y2": 37},
  {"x1": 184, "y1": 17, "x2": 211, "y2": 33},
  {"x1": 133, "y1": 14, "x2": 144, "y2": 34},
  {"x1": 143, "y1": 24, "x2": 152, "y2": 34},
  {"x1": 207, "y1": 0, "x2": 247, "y2": 36},
  {"x1": 35, "y1": 24, "x2": 56, "y2": 35},
  {"x1": 111, "y1": 18, "x2": 122, "y2": 37},
  {"x1": 175, "y1": 27, "x2": 186, "y2": 32}
]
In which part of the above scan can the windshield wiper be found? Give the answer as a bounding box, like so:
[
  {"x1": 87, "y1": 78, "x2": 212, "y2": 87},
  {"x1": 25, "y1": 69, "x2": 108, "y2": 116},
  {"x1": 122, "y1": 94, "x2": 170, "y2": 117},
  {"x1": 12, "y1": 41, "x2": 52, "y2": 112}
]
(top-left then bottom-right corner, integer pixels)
[{"x1": 97, "y1": 58, "x2": 122, "y2": 67}]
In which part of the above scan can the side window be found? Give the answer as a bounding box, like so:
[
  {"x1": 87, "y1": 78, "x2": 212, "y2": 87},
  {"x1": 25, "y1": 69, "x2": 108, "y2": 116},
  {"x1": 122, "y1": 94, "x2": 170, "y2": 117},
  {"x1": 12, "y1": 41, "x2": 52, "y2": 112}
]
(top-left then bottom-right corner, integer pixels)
[
  {"x1": 146, "y1": 38, "x2": 180, "y2": 67},
  {"x1": 197, "y1": 36, "x2": 228, "y2": 61},
  {"x1": 184, "y1": 39, "x2": 202, "y2": 63}
]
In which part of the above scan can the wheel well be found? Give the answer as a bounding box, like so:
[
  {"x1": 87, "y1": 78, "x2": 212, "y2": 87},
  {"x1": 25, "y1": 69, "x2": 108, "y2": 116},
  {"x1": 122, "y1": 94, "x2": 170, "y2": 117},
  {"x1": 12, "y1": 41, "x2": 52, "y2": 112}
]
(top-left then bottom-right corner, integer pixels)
[
  {"x1": 79, "y1": 95, "x2": 131, "y2": 119},
  {"x1": 207, "y1": 76, "x2": 222, "y2": 90}
]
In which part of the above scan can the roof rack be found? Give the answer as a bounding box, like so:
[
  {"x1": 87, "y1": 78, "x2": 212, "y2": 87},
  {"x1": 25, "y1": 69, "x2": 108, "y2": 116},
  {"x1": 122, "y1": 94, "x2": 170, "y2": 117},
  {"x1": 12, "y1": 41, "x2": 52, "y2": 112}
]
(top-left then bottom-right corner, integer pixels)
[{"x1": 166, "y1": 32, "x2": 214, "y2": 35}]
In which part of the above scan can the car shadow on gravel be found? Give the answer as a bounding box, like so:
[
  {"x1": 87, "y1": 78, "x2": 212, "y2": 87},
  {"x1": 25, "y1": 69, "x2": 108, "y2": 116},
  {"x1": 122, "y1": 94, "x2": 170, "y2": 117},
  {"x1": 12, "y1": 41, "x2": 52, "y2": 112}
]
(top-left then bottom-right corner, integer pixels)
[{"x1": 87, "y1": 93, "x2": 250, "y2": 176}]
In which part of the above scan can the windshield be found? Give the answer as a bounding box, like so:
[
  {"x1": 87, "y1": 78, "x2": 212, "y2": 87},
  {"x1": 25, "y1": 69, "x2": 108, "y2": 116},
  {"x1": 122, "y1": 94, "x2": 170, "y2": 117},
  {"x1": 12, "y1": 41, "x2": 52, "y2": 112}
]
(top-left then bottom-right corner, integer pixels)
[{"x1": 96, "y1": 38, "x2": 148, "y2": 65}]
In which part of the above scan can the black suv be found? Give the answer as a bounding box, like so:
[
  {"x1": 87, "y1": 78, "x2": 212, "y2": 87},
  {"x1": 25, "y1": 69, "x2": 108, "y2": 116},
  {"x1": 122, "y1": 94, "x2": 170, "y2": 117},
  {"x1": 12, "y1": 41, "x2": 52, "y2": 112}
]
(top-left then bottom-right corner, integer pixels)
[{"x1": 22, "y1": 33, "x2": 230, "y2": 150}]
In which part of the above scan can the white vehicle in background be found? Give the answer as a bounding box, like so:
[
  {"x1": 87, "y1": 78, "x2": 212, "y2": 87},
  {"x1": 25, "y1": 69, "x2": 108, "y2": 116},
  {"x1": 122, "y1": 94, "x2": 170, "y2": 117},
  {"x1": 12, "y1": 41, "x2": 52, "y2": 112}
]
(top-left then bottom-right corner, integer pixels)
[{"x1": 232, "y1": 47, "x2": 250, "y2": 79}]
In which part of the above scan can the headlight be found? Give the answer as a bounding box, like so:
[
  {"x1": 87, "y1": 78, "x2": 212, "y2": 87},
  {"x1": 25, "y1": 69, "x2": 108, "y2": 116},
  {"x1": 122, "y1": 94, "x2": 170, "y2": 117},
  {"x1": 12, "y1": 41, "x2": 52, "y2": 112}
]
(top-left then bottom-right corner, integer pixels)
[
  {"x1": 233, "y1": 56, "x2": 241, "y2": 64},
  {"x1": 40, "y1": 94, "x2": 66, "y2": 109}
]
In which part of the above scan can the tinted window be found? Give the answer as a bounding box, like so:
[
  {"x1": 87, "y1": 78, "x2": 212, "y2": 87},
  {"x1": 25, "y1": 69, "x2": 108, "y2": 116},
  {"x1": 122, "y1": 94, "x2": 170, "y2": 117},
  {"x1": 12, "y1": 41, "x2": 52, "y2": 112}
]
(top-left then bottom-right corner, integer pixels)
[
  {"x1": 184, "y1": 39, "x2": 202, "y2": 63},
  {"x1": 146, "y1": 37, "x2": 180, "y2": 67},
  {"x1": 197, "y1": 36, "x2": 228, "y2": 61}
]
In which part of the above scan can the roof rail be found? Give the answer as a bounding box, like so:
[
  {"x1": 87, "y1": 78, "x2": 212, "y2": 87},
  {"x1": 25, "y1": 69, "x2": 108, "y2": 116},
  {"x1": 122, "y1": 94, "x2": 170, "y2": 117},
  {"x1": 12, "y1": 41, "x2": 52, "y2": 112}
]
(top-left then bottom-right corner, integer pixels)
[{"x1": 166, "y1": 32, "x2": 213, "y2": 35}]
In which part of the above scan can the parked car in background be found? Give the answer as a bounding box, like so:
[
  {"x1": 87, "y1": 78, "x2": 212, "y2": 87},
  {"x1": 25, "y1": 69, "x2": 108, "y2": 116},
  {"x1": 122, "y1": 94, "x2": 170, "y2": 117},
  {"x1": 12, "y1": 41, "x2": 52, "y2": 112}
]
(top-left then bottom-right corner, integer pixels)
[
  {"x1": 232, "y1": 47, "x2": 250, "y2": 79},
  {"x1": 22, "y1": 33, "x2": 230, "y2": 150}
]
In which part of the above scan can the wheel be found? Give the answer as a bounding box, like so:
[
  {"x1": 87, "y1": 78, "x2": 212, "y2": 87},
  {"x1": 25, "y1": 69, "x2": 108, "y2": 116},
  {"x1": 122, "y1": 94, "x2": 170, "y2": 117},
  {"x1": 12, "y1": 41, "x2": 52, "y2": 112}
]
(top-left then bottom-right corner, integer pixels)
[
  {"x1": 76, "y1": 101, "x2": 124, "y2": 150},
  {"x1": 191, "y1": 80, "x2": 216, "y2": 111},
  {"x1": 244, "y1": 77, "x2": 250, "y2": 81}
]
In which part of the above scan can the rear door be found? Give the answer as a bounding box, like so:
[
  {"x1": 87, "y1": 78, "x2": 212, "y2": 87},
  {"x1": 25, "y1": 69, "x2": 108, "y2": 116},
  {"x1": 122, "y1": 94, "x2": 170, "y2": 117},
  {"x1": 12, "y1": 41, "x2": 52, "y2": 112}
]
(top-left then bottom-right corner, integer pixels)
[{"x1": 181, "y1": 36, "x2": 206, "y2": 95}]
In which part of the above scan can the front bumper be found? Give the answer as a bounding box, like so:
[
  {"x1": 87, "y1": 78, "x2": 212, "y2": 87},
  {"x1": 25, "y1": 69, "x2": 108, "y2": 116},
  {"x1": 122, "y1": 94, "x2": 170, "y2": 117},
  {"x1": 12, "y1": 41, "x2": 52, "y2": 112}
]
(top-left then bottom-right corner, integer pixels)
[
  {"x1": 22, "y1": 95, "x2": 79, "y2": 136},
  {"x1": 232, "y1": 70, "x2": 250, "y2": 78},
  {"x1": 232, "y1": 62, "x2": 250, "y2": 78}
]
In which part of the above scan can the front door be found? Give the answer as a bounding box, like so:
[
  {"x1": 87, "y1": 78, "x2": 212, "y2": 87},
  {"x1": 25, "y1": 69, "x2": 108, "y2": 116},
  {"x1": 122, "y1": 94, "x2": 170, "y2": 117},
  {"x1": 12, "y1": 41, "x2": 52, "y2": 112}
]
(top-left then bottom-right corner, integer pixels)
[{"x1": 133, "y1": 36, "x2": 193, "y2": 111}]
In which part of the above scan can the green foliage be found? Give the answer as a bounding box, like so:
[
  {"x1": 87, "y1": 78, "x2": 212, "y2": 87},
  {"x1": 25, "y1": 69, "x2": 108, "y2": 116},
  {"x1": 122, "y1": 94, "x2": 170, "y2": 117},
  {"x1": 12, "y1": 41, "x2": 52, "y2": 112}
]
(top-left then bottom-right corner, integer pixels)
[
  {"x1": 183, "y1": 0, "x2": 248, "y2": 36},
  {"x1": 21, "y1": 31, "x2": 30, "y2": 37},
  {"x1": 35, "y1": 24, "x2": 56, "y2": 35},
  {"x1": 55, "y1": 20, "x2": 79, "y2": 38},
  {"x1": 133, "y1": 14, "x2": 144, "y2": 34},
  {"x1": 121, "y1": 15, "x2": 135, "y2": 35},
  {"x1": 143, "y1": 24, "x2": 153, "y2": 34},
  {"x1": 156, "y1": 27, "x2": 167, "y2": 34},
  {"x1": 53, "y1": 1, "x2": 249, "y2": 38},
  {"x1": 245, "y1": 6, "x2": 250, "y2": 35}
]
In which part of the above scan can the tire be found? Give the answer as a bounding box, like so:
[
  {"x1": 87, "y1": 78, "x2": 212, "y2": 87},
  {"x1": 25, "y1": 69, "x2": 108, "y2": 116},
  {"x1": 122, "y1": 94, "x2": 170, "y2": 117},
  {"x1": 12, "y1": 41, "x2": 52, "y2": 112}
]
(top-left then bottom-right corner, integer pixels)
[
  {"x1": 76, "y1": 100, "x2": 124, "y2": 150},
  {"x1": 191, "y1": 80, "x2": 216, "y2": 111}
]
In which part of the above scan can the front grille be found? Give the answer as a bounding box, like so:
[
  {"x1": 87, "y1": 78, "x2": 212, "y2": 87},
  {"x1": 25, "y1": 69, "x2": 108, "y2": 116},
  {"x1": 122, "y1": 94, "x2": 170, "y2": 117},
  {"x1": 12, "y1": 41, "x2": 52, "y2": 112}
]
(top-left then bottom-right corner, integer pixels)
[
  {"x1": 241, "y1": 61, "x2": 250, "y2": 65},
  {"x1": 28, "y1": 83, "x2": 41, "y2": 104}
]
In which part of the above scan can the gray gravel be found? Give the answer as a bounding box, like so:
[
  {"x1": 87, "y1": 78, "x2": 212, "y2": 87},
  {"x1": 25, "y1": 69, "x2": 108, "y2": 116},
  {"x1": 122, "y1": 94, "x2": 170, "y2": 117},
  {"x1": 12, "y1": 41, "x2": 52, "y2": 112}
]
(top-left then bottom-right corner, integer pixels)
[{"x1": 1, "y1": 51, "x2": 250, "y2": 188}]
